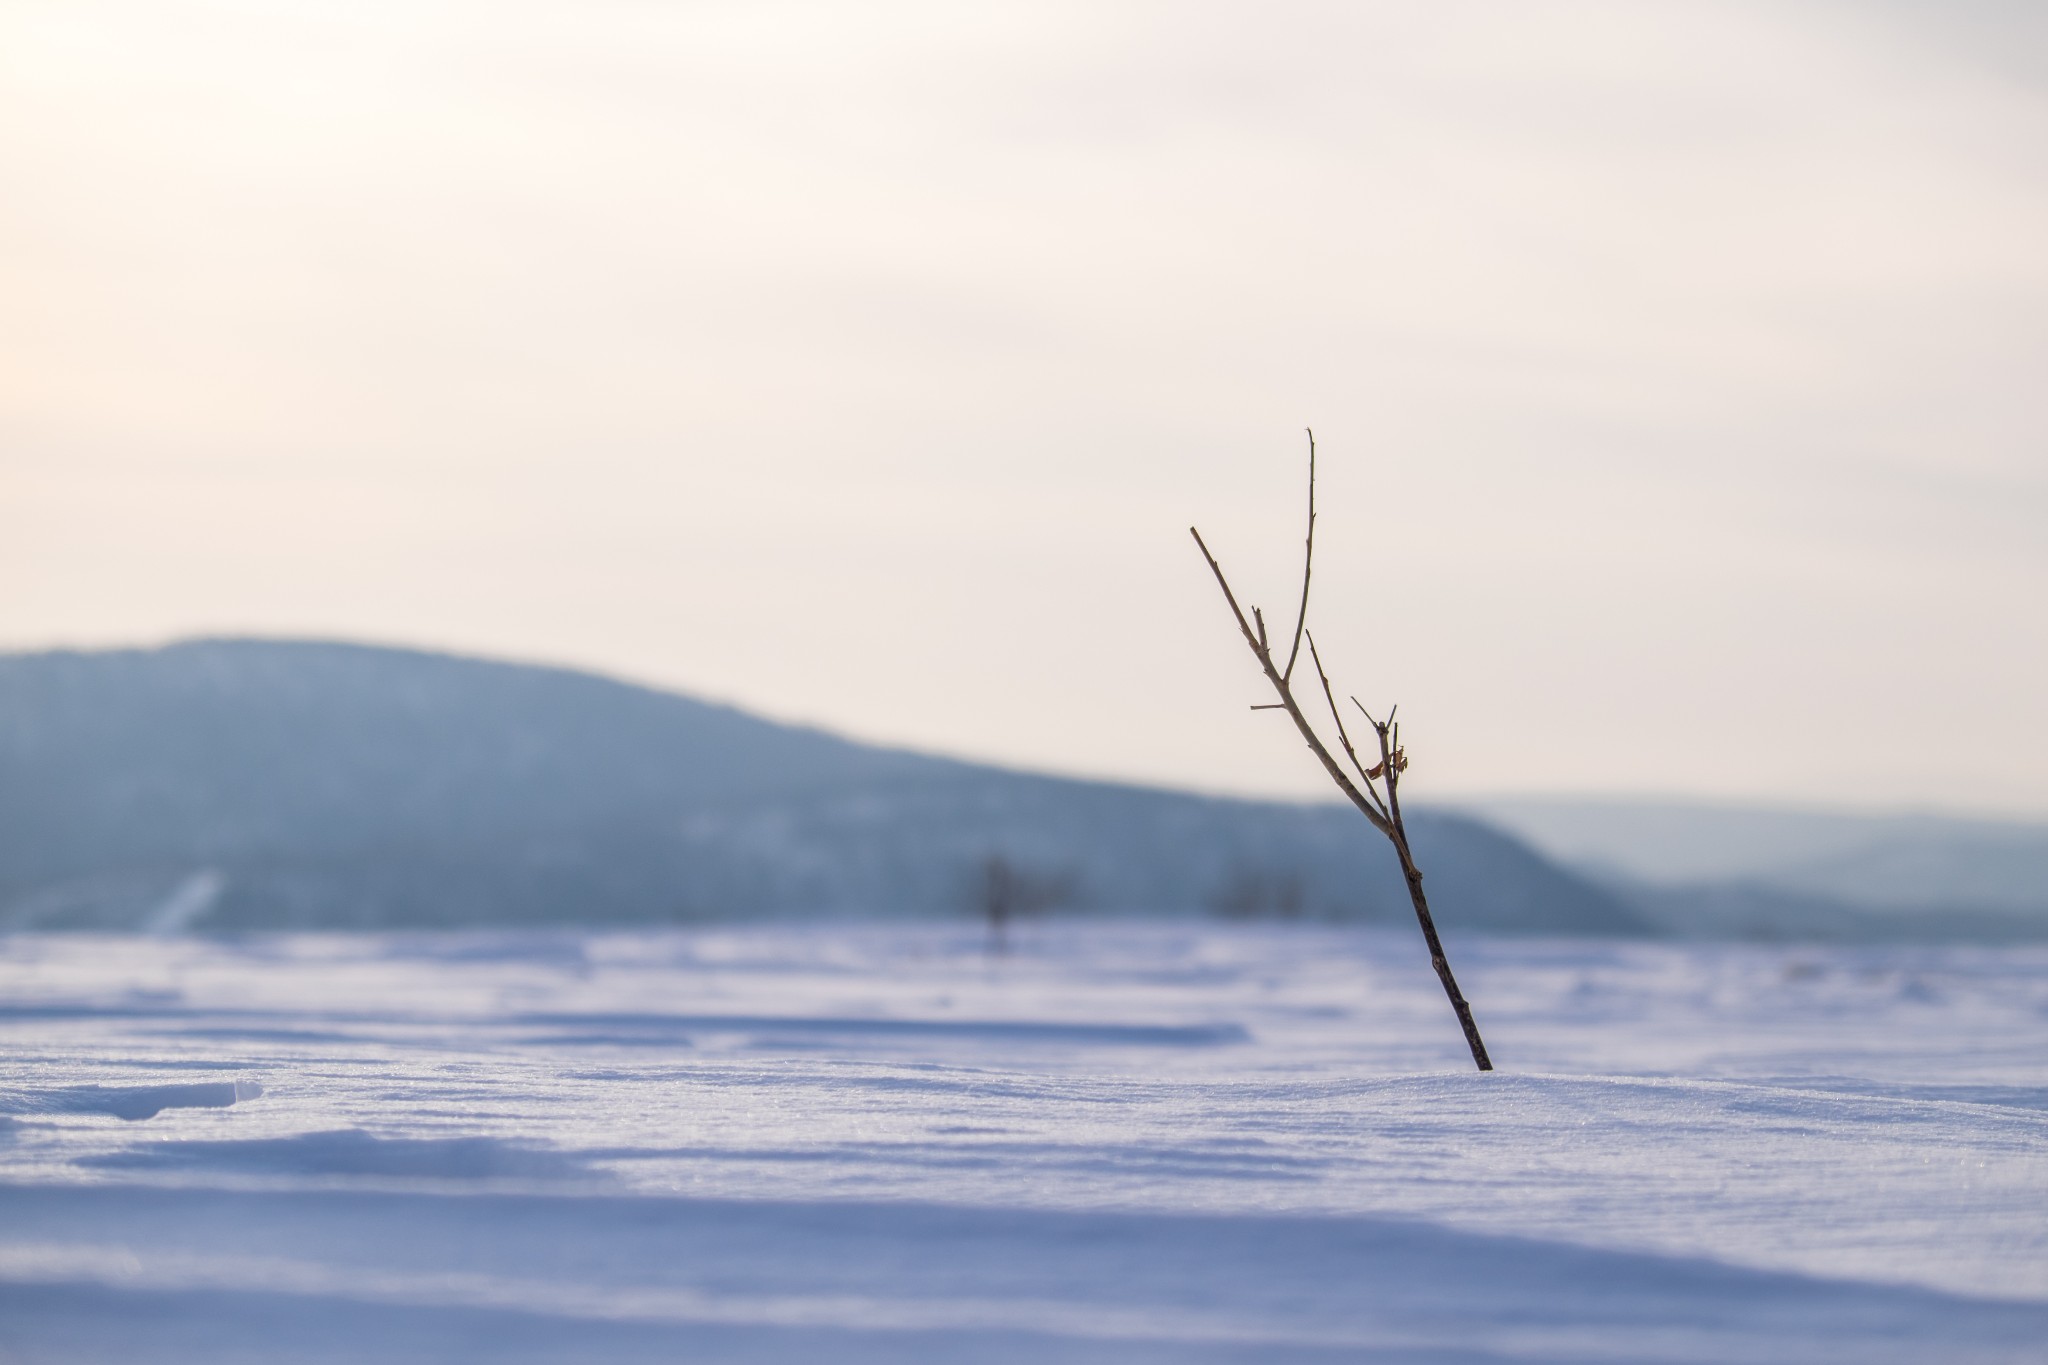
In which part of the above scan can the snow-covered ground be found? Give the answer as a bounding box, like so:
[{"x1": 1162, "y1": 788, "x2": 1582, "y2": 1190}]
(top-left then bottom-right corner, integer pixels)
[{"x1": 2, "y1": 925, "x2": 2045, "y2": 1363}]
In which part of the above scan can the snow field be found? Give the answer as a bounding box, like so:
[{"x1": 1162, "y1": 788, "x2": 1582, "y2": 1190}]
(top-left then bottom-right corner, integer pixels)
[{"x1": 1, "y1": 925, "x2": 2045, "y2": 1362}]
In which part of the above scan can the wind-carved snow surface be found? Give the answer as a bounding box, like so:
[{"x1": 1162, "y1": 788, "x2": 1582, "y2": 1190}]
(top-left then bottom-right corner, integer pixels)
[{"x1": 1, "y1": 927, "x2": 2045, "y2": 1363}]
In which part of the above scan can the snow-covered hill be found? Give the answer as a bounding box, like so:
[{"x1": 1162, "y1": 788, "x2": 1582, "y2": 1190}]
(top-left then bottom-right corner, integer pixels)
[{"x1": 0, "y1": 640, "x2": 1641, "y2": 934}]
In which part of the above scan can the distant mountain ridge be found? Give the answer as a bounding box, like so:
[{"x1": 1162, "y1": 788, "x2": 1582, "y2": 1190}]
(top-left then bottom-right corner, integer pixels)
[
  {"x1": 0, "y1": 639, "x2": 1646, "y2": 935},
  {"x1": 1466, "y1": 796, "x2": 2048, "y2": 940}
]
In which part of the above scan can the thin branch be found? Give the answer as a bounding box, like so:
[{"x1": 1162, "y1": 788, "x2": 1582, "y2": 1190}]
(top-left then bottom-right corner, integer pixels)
[
  {"x1": 1376, "y1": 716, "x2": 1407, "y2": 839},
  {"x1": 1190, "y1": 446, "x2": 1491, "y2": 1071},
  {"x1": 1189, "y1": 527, "x2": 1269, "y2": 664},
  {"x1": 1307, "y1": 632, "x2": 1387, "y2": 820},
  {"x1": 1188, "y1": 529, "x2": 1394, "y2": 838},
  {"x1": 1281, "y1": 428, "x2": 1316, "y2": 683},
  {"x1": 1348, "y1": 698, "x2": 1392, "y2": 781}
]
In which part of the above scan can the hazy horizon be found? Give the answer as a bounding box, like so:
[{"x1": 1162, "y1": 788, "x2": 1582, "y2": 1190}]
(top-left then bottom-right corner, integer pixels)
[{"x1": 5, "y1": 1, "x2": 2044, "y2": 816}]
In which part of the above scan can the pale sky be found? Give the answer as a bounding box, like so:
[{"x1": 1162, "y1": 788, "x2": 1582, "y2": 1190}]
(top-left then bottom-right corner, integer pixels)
[{"x1": 3, "y1": 0, "x2": 2045, "y2": 815}]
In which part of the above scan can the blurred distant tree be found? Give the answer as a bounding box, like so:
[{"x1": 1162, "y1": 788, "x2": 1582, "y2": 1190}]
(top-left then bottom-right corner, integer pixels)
[
  {"x1": 1190, "y1": 432, "x2": 1493, "y2": 1071},
  {"x1": 975, "y1": 854, "x2": 1074, "y2": 955},
  {"x1": 1209, "y1": 866, "x2": 1305, "y2": 920}
]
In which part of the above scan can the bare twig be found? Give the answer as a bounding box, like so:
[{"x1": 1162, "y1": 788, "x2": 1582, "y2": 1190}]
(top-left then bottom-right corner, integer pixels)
[
  {"x1": 1307, "y1": 633, "x2": 1388, "y2": 821},
  {"x1": 1190, "y1": 528, "x2": 1394, "y2": 840},
  {"x1": 1190, "y1": 441, "x2": 1492, "y2": 1071},
  {"x1": 1282, "y1": 429, "x2": 1316, "y2": 683}
]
